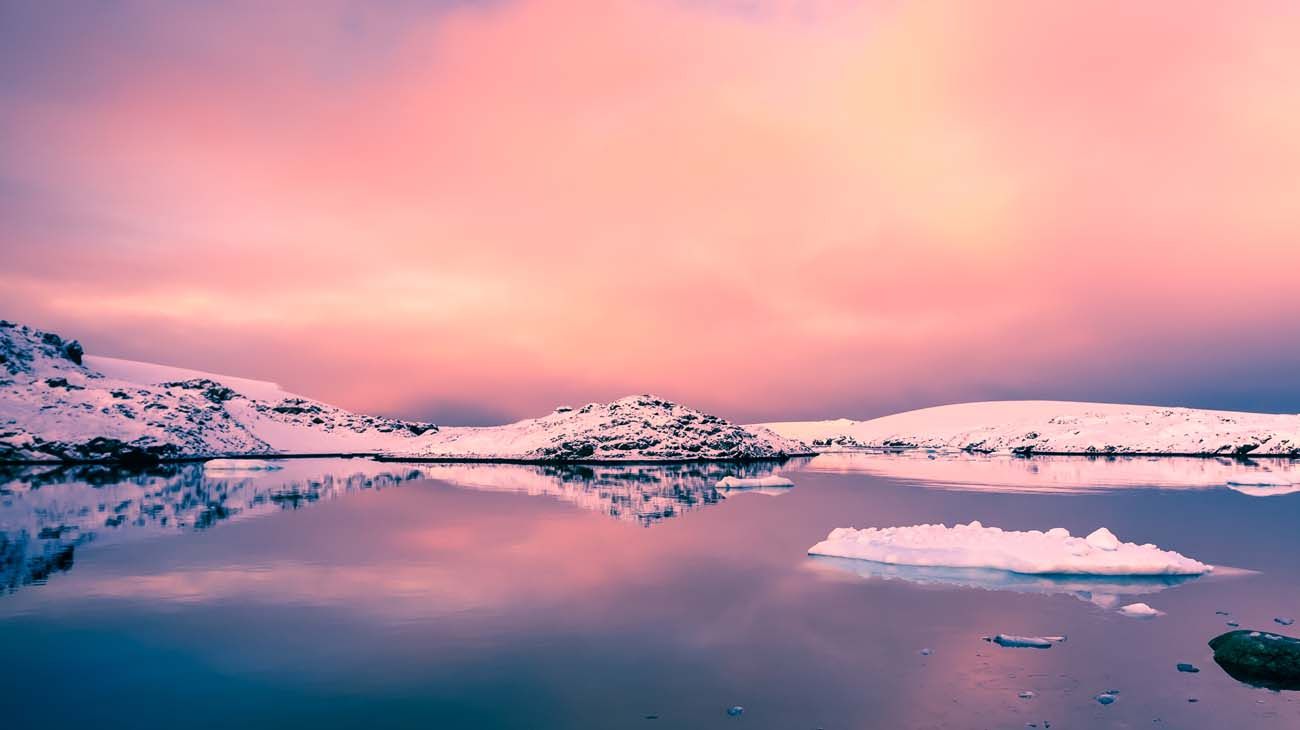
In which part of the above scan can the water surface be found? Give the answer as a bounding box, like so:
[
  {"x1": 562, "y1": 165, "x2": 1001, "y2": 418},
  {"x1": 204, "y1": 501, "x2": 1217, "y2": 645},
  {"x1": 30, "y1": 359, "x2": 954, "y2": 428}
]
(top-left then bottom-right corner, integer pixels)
[{"x1": 2, "y1": 455, "x2": 1299, "y2": 728}]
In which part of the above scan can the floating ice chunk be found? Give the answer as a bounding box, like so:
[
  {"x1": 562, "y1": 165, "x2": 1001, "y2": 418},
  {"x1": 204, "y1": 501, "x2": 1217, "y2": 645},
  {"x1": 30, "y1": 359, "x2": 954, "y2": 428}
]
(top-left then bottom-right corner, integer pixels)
[
  {"x1": 716, "y1": 475, "x2": 794, "y2": 489},
  {"x1": 807, "y1": 522, "x2": 1212, "y2": 576},
  {"x1": 204, "y1": 459, "x2": 285, "y2": 473},
  {"x1": 1276, "y1": 617, "x2": 1296, "y2": 626},
  {"x1": 1095, "y1": 690, "x2": 1119, "y2": 705},
  {"x1": 984, "y1": 634, "x2": 1066, "y2": 649},
  {"x1": 1119, "y1": 602, "x2": 1164, "y2": 618},
  {"x1": 1177, "y1": 663, "x2": 1200, "y2": 673},
  {"x1": 1018, "y1": 691, "x2": 1035, "y2": 699},
  {"x1": 919, "y1": 647, "x2": 933, "y2": 656},
  {"x1": 726, "y1": 706, "x2": 744, "y2": 717}
]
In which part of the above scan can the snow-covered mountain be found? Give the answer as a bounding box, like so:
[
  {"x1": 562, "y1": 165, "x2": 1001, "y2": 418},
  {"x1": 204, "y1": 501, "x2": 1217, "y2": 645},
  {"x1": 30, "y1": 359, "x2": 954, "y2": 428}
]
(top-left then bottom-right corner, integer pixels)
[
  {"x1": 754, "y1": 400, "x2": 1300, "y2": 456},
  {"x1": 393, "y1": 395, "x2": 810, "y2": 462},
  {"x1": 0, "y1": 321, "x2": 437, "y2": 462}
]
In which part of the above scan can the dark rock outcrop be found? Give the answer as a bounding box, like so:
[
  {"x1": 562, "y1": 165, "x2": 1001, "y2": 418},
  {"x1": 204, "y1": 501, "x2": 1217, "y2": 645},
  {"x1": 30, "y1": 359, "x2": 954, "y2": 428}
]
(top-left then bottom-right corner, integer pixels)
[{"x1": 1209, "y1": 629, "x2": 1300, "y2": 690}]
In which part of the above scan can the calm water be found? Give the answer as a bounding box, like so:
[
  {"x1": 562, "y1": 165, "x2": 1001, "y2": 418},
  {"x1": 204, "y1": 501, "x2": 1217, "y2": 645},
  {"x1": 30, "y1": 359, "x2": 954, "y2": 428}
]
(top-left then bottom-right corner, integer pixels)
[{"x1": 2, "y1": 454, "x2": 1299, "y2": 729}]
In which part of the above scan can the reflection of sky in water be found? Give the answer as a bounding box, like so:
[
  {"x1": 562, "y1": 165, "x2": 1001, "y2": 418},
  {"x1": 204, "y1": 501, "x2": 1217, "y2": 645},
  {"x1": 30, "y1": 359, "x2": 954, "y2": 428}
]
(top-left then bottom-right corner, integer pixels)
[{"x1": 0, "y1": 457, "x2": 1298, "y2": 729}]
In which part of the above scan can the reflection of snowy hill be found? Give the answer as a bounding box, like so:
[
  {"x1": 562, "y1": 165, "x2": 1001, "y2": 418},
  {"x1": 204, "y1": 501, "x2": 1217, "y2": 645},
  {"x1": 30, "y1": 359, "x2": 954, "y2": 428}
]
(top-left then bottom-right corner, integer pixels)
[
  {"x1": 801, "y1": 451, "x2": 1300, "y2": 493},
  {"x1": 756, "y1": 400, "x2": 1300, "y2": 456},
  {"x1": 0, "y1": 459, "x2": 425, "y2": 592},
  {"x1": 421, "y1": 461, "x2": 787, "y2": 525},
  {"x1": 0, "y1": 459, "x2": 789, "y2": 592}
]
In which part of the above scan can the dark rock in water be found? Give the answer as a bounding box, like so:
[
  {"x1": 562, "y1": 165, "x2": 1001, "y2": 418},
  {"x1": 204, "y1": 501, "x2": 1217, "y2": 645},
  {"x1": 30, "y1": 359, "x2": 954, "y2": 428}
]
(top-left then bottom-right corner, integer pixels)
[
  {"x1": 1209, "y1": 629, "x2": 1300, "y2": 690},
  {"x1": 1176, "y1": 663, "x2": 1200, "y2": 673},
  {"x1": 726, "y1": 706, "x2": 743, "y2": 717}
]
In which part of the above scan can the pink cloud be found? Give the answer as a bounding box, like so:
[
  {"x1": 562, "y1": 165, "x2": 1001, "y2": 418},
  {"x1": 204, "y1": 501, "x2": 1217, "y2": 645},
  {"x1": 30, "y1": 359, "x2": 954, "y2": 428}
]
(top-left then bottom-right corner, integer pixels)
[{"x1": 3, "y1": 0, "x2": 1299, "y2": 422}]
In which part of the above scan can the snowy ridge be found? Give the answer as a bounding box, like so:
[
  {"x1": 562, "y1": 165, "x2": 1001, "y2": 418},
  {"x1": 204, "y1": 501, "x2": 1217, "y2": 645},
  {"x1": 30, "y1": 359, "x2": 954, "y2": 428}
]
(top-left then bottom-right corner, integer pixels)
[
  {"x1": 808, "y1": 521, "x2": 1212, "y2": 576},
  {"x1": 755, "y1": 400, "x2": 1300, "y2": 456},
  {"x1": 0, "y1": 321, "x2": 437, "y2": 462},
  {"x1": 389, "y1": 395, "x2": 810, "y2": 462}
]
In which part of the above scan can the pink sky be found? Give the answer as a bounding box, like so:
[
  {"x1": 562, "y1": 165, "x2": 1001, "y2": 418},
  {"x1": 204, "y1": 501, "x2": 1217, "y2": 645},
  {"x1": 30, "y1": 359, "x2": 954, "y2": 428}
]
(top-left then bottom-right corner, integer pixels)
[{"x1": 3, "y1": 0, "x2": 1299, "y2": 424}]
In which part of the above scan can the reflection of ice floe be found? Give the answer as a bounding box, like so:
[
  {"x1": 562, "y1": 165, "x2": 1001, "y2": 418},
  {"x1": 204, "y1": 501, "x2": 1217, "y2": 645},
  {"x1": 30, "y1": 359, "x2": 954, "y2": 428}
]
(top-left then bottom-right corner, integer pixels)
[
  {"x1": 1227, "y1": 484, "x2": 1300, "y2": 497},
  {"x1": 420, "y1": 461, "x2": 789, "y2": 524},
  {"x1": 801, "y1": 451, "x2": 1300, "y2": 494},
  {"x1": 808, "y1": 555, "x2": 1204, "y2": 609},
  {"x1": 808, "y1": 522, "x2": 1211, "y2": 576}
]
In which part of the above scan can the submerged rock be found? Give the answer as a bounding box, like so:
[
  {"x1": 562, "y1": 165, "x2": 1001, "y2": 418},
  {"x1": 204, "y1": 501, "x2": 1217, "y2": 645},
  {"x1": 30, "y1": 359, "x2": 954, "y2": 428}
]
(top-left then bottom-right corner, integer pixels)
[
  {"x1": 1208, "y1": 629, "x2": 1300, "y2": 690},
  {"x1": 1176, "y1": 663, "x2": 1200, "y2": 673}
]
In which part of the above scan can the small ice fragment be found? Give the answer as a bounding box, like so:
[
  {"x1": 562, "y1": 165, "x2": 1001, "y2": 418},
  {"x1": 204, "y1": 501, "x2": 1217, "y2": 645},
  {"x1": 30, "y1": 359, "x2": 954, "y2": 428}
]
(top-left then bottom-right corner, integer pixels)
[
  {"x1": 1275, "y1": 617, "x2": 1295, "y2": 626},
  {"x1": 919, "y1": 648, "x2": 933, "y2": 656},
  {"x1": 984, "y1": 634, "x2": 1065, "y2": 649},
  {"x1": 1119, "y1": 602, "x2": 1163, "y2": 618},
  {"x1": 716, "y1": 475, "x2": 795, "y2": 489},
  {"x1": 1095, "y1": 691, "x2": 1118, "y2": 705},
  {"x1": 1215, "y1": 610, "x2": 1230, "y2": 616},
  {"x1": 1018, "y1": 691, "x2": 1035, "y2": 700},
  {"x1": 726, "y1": 706, "x2": 743, "y2": 717},
  {"x1": 1176, "y1": 663, "x2": 1200, "y2": 673},
  {"x1": 1226, "y1": 621, "x2": 1240, "y2": 627},
  {"x1": 1188, "y1": 697, "x2": 1199, "y2": 703},
  {"x1": 1085, "y1": 527, "x2": 1121, "y2": 551}
]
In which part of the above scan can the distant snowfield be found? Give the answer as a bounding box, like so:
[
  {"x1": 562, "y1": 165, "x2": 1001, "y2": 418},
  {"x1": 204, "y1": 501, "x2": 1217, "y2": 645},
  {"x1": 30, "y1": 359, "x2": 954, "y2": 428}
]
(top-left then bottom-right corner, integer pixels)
[{"x1": 755, "y1": 400, "x2": 1300, "y2": 457}]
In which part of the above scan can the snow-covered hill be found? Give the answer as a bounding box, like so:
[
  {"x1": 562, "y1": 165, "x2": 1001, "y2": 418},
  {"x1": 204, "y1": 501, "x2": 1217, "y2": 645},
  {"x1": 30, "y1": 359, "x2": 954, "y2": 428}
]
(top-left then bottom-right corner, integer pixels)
[
  {"x1": 754, "y1": 401, "x2": 1300, "y2": 456},
  {"x1": 0, "y1": 321, "x2": 437, "y2": 462},
  {"x1": 1, "y1": 322, "x2": 806, "y2": 463},
  {"x1": 390, "y1": 395, "x2": 811, "y2": 462}
]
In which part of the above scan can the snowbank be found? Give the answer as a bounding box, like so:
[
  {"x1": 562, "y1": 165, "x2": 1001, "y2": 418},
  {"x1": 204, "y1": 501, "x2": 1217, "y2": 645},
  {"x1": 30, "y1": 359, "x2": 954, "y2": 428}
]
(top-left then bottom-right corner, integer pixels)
[
  {"x1": 807, "y1": 521, "x2": 1212, "y2": 576},
  {"x1": 754, "y1": 400, "x2": 1300, "y2": 456}
]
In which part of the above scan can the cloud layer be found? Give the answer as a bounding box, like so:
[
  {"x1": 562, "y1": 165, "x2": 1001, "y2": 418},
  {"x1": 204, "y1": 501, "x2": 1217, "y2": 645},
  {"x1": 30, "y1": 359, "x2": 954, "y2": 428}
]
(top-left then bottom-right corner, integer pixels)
[{"x1": 4, "y1": 0, "x2": 1299, "y2": 423}]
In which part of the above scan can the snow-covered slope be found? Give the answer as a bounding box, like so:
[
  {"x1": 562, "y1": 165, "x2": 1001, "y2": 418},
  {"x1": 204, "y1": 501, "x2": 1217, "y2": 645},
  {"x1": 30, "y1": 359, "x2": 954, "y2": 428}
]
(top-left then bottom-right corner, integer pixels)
[
  {"x1": 0, "y1": 321, "x2": 437, "y2": 462},
  {"x1": 390, "y1": 395, "x2": 810, "y2": 462},
  {"x1": 755, "y1": 401, "x2": 1300, "y2": 456}
]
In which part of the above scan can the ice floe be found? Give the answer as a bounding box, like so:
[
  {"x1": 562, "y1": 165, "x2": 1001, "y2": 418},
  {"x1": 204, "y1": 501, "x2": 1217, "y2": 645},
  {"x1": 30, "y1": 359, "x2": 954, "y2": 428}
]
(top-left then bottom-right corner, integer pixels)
[
  {"x1": 984, "y1": 634, "x2": 1066, "y2": 649},
  {"x1": 716, "y1": 474, "x2": 794, "y2": 489},
  {"x1": 1118, "y1": 602, "x2": 1164, "y2": 617},
  {"x1": 807, "y1": 521, "x2": 1212, "y2": 576}
]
